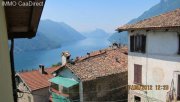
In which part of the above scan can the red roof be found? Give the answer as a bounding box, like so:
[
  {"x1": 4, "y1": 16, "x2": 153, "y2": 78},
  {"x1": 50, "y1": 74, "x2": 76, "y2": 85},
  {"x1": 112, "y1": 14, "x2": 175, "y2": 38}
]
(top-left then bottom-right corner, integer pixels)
[
  {"x1": 117, "y1": 8, "x2": 180, "y2": 32},
  {"x1": 66, "y1": 47, "x2": 128, "y2": 81},
  {"x1": 17, "y1": 66, "x2": 61, "y2": 91}
]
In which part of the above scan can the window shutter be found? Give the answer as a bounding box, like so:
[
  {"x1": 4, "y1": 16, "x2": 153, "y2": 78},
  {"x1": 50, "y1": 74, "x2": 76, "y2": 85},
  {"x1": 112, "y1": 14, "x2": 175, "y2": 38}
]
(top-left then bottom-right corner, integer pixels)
[
  {"x1": 135, "y1": 36, "x2": 138, "y2": 51},
  {"x1": 134, "y1": 65, "x2": 137, "y2": 83},
  {"x1": 138, "y1": 65, "x2": 142, "y2": 84},
  {"x1": 142, "y1": 35, "x2": 146, "y2": 53},
  {"x1": 134, "y1": 64, "x2": 142, "y2": 84},
  {"x1": 130, "y1": 35, "x2": 135, "y2": 52},
  {"x1": 178, "y1": 35, "x2": 180, "y2": 54},
  {"x1": 177, "y1": 75, "x2": 180, "y2": 100}
]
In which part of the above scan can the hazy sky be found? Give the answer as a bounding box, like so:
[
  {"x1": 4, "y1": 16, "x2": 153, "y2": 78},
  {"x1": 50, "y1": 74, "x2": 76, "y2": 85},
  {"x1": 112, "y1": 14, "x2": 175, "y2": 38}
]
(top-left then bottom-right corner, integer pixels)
[{"x1": 41, "y1": 0, "x2": 160, "y2": 33}]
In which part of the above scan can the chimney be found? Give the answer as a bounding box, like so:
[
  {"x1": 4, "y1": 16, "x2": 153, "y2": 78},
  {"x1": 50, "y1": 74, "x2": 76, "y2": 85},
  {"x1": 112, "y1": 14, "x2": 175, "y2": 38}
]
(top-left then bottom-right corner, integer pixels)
[
  {"x1": 39, "y1": 64, "x2": 46, "y2": 74},
  {"x1": 75, "y1": 57, "x2": 79, "y2": 61},
  {"x1": 87, "y1": 52, "x2": 90, "y2": 56},
  {"x1": 61, "y1": 51, "x2": 71, "y2": 65},
  {"x1": 115, "y1": 57, "x2": 120, "y2": 63}
]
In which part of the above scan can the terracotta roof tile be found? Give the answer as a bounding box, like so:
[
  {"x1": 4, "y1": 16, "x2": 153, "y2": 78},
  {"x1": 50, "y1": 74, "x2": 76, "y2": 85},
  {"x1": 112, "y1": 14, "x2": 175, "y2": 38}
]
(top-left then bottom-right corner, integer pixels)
[
  {"x1": 17, "y1": 66, "x2": 62, "y2": 91},
  {"x1": 66, "y1": 47, "x2": 128, "y2": 81},
  {"x1": 117, "y1": 8, "x2": 180, "y2": 31}
]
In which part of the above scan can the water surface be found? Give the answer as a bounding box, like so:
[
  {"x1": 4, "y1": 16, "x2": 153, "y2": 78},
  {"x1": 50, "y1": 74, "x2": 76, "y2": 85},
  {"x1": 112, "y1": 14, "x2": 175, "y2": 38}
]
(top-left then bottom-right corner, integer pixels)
[{"x1": 15, "y1": 38, "x2": 110, "y2": 71}]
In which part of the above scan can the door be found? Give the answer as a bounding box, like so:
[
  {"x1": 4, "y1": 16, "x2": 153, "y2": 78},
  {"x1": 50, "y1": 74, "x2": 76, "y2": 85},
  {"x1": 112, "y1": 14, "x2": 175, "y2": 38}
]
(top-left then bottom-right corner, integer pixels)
[{"x1": 177, "y1": 75, "x2": 180, "y2": 100}]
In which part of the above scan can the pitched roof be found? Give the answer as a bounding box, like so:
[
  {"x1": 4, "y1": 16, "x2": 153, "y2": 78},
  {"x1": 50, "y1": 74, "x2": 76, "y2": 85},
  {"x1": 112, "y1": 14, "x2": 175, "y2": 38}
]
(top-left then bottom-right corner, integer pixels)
[
  {"x1": 5, "y1": 0, "x2": 46, "y2": 39},
  {"x1": 66, "y1": 47, "x2": 128, "y2": 81},
  {"x1": 17, "y1": 66, "x2": 61, "y2": 91},
  {"x1": 117, "y1": 8, "x2": 180, "y2": 32}
]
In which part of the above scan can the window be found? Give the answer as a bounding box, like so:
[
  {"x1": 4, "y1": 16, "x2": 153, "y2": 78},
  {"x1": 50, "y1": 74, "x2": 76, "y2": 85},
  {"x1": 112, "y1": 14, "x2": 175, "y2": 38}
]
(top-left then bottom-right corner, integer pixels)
[
  {"x1": 134, "y1": 64, "x2": 142, "y2": 84},
  {"x1": 134, "y1": 96, "x2": 141, "y2": 102},
  {"x1": 96, "y1": 84, "x2": 105, "y2": 97},
  {"x1": 28, "y1": 96, "x2": 31, "y2": 102},
  {"x1": 130, "y1": 35, "x2": 146, "y2": 53},
  {"x1": 177, "y1": 75, "x2": 180, "y2": 100},
  {"x1": 178, "y1": 34, "x2": 180, "y2": 54}
]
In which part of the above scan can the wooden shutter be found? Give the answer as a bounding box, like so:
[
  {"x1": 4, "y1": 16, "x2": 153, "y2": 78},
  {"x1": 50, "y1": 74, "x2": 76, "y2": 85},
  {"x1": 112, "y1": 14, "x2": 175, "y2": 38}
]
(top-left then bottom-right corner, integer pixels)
[
  {"x1": 141, "y1": 35, "x2": 146, "y2": 53},
  {"x1": 178, "y1": 35, "x2": 180, "y2": 54},
  {"x1": 130, "y1": 35, "x2": 135, "y2": 52},
  {"x1": 138, "y1": 35, "x2": 142, "y2": 51},
  {"x1": 138, "y1": 65, "x2": 142, "y2": 84},
  {"x1": 134, "y1": 64, "x2": 142, "y2": 84},
  {"x1": 135, "y1": 36, "x2": 138, "y2": 51},
  {"x1": 134, "y1": 65, "x2": 138, "y2": 83},
  {"x1": 177, "y1": 75, "x2": 180, "y2": 100}
]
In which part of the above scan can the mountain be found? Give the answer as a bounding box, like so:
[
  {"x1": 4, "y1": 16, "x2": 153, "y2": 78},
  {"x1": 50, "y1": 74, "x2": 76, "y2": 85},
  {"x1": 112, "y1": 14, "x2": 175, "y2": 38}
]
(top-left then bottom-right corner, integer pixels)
[
  {"x1": 38, "y1": 20, "x2": 85, "y2": 45},
  {"x1": 109, "y1": 0, "x2": 180, "y2": 44},
  {"x1": 128, "y1": 0, "x2": 180, "y2": 24},
  {"x1": 83, "y1": 28, "x2": 110, "y2": 39},
  {"x1": 108, "y1": 32, "x2": 128, "y2": 44},
  {"x1": 14, "y1": 20, "x2": 85, "y2": 52},
  {"x1": 14, "y1": 32, "x2": 60, "y2": 52}
]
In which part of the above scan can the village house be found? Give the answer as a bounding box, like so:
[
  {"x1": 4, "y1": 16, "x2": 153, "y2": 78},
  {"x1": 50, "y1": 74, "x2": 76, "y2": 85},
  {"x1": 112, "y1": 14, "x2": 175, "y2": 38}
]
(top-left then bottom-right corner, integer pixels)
[
  {"x1": 0, "y1": 0, "x2": 45, "y2": 101},
  {"x1": 49, "y1": 47, "x2": 128, "y2": 102},
  {"x1": 15, "y1": 65, "x2": 61, "y2": 102},
  {"x1": 116, "y1": 8, "x2": 180, "y2": 102}
]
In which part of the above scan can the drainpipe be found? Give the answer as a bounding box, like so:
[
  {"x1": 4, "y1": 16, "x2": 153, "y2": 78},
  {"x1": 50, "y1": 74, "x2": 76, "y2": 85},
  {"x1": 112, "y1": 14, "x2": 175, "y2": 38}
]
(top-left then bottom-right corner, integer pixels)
[
  {"x1": 79, "y1": 81, "x2": 83, "y2": 102},
  {"x1": 10, "y1": 38, "x2": 18, "y2": 102}
]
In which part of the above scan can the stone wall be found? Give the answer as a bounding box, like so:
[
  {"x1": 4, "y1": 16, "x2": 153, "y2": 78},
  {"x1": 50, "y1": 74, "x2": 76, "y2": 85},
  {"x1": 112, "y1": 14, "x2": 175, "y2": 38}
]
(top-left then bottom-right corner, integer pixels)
[
  {"x1": 32, "y1": 87, "x2": 50, "y2": 102},
  {"x1": 83, "y1": 71, "x2": 128, "y2": 101}
]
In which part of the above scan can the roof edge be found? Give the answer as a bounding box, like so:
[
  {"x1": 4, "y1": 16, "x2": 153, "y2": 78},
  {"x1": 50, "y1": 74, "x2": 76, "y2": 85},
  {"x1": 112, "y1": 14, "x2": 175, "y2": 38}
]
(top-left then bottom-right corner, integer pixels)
[{"x1": 15, "y1": 73, "x2": 32, "y2": 92}]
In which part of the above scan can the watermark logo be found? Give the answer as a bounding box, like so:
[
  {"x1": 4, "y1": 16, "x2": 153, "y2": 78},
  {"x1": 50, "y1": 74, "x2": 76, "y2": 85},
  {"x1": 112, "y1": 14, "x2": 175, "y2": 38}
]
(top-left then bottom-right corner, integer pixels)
[
  {"x1": 1, "y1": 1, "x2": 44, "y2": 7},
  {"x1": 2, "y1": 1, "x2": 17, "y2": 6}
]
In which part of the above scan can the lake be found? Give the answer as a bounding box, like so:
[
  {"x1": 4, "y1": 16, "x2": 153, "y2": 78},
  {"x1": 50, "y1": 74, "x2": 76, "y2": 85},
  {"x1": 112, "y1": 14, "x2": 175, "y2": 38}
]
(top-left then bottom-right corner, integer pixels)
[{"x1": 14, "y1": 38, "x2": 110, "y2": 71}]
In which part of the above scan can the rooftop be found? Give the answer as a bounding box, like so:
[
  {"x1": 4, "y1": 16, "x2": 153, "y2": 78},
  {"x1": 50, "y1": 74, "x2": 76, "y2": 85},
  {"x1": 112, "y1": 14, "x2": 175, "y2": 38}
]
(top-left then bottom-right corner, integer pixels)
[
  {"x1": 66, "y1": 47, "x2": 128, "y2": 81},
  {"x1": 5, "y1": 0, "x2": 45, "y2": 39},
  {"x1": 117, "y1": 8, "x2": 180, "y2": 32},
  {"x1": 17, "y1": 66, "x2": 62, "y2": 91}
]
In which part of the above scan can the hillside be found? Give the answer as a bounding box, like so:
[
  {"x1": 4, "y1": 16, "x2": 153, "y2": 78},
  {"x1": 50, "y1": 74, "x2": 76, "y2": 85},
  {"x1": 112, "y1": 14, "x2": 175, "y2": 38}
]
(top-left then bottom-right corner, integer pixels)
[
  {"x1": 128, "y1": 0, "x2": 180, "y2": 24},
  {"x1": 14, "y1": 20, "x2": 85, "y2": 52},
  {"x1": 109, "y1": 0, "x2": 180, "y2": 44},
  {"x1": 38, "y1": 20, "x2": 86, "y2": 44},
  {"x1": 14, "y1": 32, "x2": 60, "y2": 52},
  {"x1": 108, "y1": 32, "x2": 128, "y2": 44}
]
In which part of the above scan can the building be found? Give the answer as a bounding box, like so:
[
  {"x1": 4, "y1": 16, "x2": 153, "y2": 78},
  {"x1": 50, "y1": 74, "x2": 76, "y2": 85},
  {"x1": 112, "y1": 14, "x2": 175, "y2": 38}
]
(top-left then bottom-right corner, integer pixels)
[
  {"x1": 16, "y1": 66, "x2": 60, "y2": 102},
  {"x1": 116, "y1": 8, "x2": 180, "y2": 102},
  {"x1": 0, "y1": 0, "x2": 45, "y2": 102},
  {"x1": 50, "y1": 47, "x2": 128, "y2": 102},
  {"x1": 0, "y1": 1, "x2": 14, "y2": 101}
]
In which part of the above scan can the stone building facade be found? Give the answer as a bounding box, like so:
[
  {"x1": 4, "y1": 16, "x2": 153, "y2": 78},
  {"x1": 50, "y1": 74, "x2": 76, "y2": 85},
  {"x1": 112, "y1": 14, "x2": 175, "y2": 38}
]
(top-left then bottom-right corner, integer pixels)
[
  {"x1": 52, "y1": 47, "x2": 128, "y2": 101},
  {"x1": 117, "y1": 8, "x2": 180, "y2": 102}
]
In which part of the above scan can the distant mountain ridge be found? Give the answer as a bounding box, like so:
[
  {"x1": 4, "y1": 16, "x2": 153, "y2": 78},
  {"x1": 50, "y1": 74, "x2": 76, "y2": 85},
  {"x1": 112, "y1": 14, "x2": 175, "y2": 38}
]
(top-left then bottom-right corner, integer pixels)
[
  {"x1": 108, "y1": 32, "x2": 128, "y2": 44},
  {"x1": 82, "y1": 28, "x2": 110, "y2": 39},
  {"x1": 109, "y1": 0, "x2": 180, "y2": 44},
  {"x1": 38, "y1": 20, "x2": 85, "y2": 44},
  {"x1": 14, "y1": 32, "x2": 60, "y2": 52},
  {"x1": 128, "y1": 0, "x2": 180, "y2": 24},
  {"x1": 14, "y1": 20, "x2": 85, "y2": 53}
]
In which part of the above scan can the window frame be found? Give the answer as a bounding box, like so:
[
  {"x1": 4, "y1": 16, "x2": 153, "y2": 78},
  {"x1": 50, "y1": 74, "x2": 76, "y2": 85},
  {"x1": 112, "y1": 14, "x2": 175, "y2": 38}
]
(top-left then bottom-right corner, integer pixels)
[
  {"x1": 28, "y1": 96, "x2": 31, "y2": 102},
  {"x1": 177, "y1": 75, "x2": 180, "y2": 100},
  {"x1": 134, "y1": 64, "x2": 142, "y2": 84},
  {"x1": 134, "y1": 95, "x2": 141, "y2": 102},
  {"x1": 178, "y1": 34, "x2": 180, "y2": 55},
  {"x1": 130, "y1": 34, "x2": 146, "y2": 53}
]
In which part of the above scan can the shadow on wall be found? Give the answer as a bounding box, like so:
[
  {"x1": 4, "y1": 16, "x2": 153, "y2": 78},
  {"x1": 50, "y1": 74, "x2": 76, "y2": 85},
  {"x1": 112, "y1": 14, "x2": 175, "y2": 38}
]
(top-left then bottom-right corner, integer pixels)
[{"x1": 129, "y1": 52, "x2": 180, "y2": 63}]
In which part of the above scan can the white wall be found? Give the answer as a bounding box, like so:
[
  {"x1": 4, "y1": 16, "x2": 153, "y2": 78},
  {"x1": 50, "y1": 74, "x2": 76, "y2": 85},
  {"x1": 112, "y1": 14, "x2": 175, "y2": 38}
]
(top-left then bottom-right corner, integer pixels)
[
  {"x1": 147, "y1": 31, "x2": 178, "y2": 55},
  {"x1": 128, "y1": 30, "x2": 180, "y2": 102},
  {"x1": 59, "y1": 68, "x2": 79, "y2": 82},
  {"x1": 0, "y1": 1, "x2": 14, "y2": 102}
]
